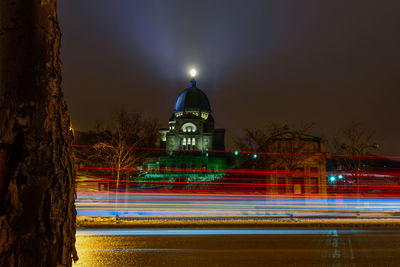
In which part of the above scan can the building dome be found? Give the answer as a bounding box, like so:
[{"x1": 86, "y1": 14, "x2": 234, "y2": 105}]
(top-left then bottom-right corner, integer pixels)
[{"x1": 174, "y1": 79, "x2": 211, "y2": 113}]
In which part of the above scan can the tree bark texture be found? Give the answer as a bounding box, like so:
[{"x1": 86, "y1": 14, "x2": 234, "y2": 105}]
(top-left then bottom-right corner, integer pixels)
[{"x1": 0, "y1": 0, "x2": 78, "y2": 266}]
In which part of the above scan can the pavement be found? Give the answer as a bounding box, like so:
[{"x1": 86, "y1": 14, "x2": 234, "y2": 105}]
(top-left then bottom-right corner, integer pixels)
[{"x1": 73, "y1": 228, "x2": 400, "y2": 266}]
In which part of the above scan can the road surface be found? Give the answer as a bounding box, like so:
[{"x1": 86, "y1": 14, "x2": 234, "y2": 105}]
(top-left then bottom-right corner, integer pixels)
[{"x1": 73, "y1": 228, "x2": 400, "y2": 266}]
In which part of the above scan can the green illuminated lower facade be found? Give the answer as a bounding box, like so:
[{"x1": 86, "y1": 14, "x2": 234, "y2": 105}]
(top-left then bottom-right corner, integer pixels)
[{"x1": 141, "y1": 154, "x2": 230, "y2": 183}]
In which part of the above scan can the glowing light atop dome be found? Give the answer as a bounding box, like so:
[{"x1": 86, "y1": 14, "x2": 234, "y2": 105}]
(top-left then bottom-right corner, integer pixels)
[{"x1": 190, "y1": 69, "x2": 197, "y2": 77}]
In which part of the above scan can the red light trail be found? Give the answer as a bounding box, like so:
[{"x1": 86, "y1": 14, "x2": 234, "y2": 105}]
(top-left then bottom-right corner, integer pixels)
[
  {"x1": 73, "y1": 144, "x2": 400, "y2": 218},
  {"x1": 73, "y1": 144, "x2": 400, "y2": 160}
]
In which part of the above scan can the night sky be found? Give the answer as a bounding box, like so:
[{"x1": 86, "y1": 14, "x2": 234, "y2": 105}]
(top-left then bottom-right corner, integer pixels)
[{"x1": 59, "y1": 1, "x2": 400, "y2": 156}]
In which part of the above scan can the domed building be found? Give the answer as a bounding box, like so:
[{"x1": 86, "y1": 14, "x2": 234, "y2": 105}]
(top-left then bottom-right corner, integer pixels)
[
  {"x1": 159, "y1": 78, "x2": 225, "y2": 152},
  {"x1": 141, "y1": 78, "x2": 230, "y2": 185}
]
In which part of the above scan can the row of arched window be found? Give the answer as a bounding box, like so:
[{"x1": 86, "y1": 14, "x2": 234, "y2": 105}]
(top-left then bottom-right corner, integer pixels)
[
  {"x1": 182, "y1": 137, "x2": 196, "y2": 146},
  {"x1": 181, "y1": 137, "x2": 196, "y2": 150}
]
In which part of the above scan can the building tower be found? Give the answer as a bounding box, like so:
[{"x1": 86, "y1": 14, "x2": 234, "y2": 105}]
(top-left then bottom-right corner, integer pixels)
[{"x1": 160, "y1": 78, "x2": 225, "y2": 153}]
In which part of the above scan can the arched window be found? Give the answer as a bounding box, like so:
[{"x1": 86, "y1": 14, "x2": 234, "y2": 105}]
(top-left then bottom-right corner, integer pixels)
[{"x1": 181, "y1": 122, "x2": 197, "y2": 133}]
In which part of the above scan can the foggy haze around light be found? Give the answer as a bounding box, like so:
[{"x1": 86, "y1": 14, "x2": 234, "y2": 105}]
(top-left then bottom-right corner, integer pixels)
[{"x1": 59, "y1": 0, "x2": 400, "y2": 156}]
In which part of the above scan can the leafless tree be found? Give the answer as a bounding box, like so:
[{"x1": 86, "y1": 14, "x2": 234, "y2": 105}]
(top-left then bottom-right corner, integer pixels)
[
  {"x1": 0, "y1": 0, "x2": 77, "y2": 265},
  {"x1": 332, "y1": 122, "x2": 379, "y2": 193},
  {"x1": 93, "y1": 109, "x2": 159, "y2": 189},
  {"x1": 235, "y1": 124, "x2": 272, "y2": 169},
  {"x1": 235, "y1": 122, "x2": 317, "y2": 171}
]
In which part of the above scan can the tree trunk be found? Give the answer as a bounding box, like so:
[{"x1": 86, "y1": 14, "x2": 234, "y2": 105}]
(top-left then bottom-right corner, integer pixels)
[{"x1": 0, "y1": 0, "x2": 78, "y2": 266}]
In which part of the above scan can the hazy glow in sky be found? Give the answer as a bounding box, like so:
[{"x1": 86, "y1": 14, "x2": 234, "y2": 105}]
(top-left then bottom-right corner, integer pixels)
[{"x1": 59, "y1": 0, "x2": 400, "y2": 155}]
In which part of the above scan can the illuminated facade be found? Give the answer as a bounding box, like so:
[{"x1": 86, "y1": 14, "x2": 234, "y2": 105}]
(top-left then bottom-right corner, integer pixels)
[
  {"x1": 142, "y1": 78, "x2": 229, "y2": 183},
  {"x1": 159, "y1": 78, "x2": 225, "y2": 152}
]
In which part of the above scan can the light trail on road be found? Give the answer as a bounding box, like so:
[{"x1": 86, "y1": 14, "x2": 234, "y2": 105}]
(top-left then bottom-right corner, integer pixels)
[
  {"x1": 72, "y1": 144, "x2": 400, "y2": 160},
  {"x1": 76, "y1": 191, "x2": 400, "y2": 218},
  {"x1": 74, "y1": 145, "x2": 400, "y2": 219},
  {"x1": 76, "y1": 228, "x2": 395, "y2": 236}
]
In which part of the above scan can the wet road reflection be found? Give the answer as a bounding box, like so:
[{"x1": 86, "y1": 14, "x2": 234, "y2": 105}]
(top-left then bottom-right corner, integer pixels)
[{"x1": 74, "y1": 228, "x2": 400, "y2": 266}]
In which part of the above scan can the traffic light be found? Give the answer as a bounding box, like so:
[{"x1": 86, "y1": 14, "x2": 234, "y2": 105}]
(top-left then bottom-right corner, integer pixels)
[
  {"x1": 253, "y1": 154, "x2": 258, "y2": 159},
  {"x1": 329, "y1": 176, "x2": 336, "y2": 183},
  {"x1": 234, "y1": 150, "x2": 239, "y2": 156}
]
